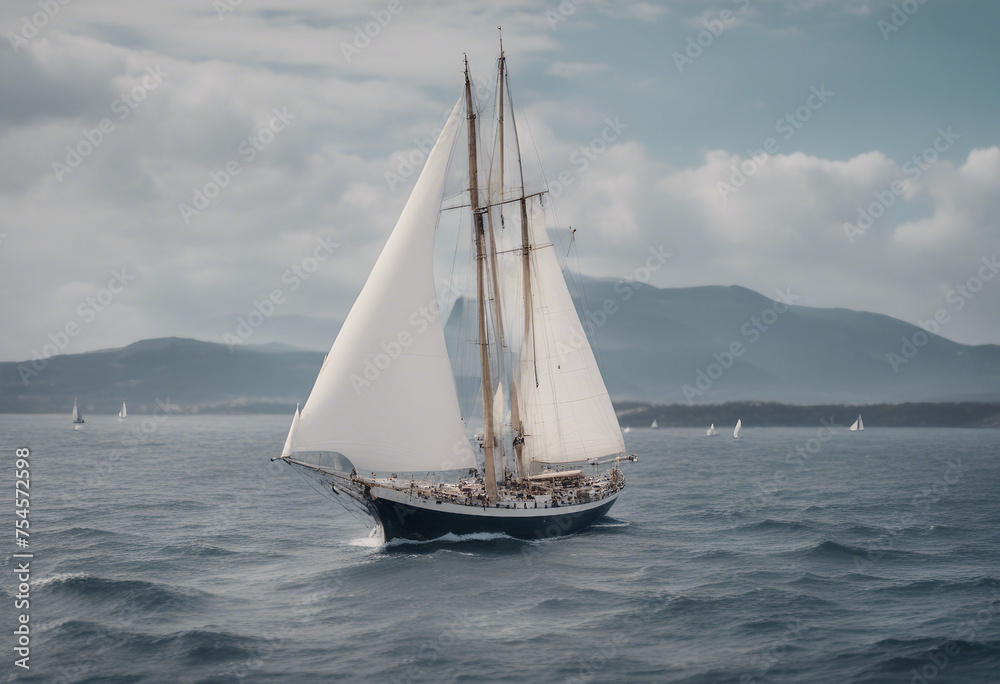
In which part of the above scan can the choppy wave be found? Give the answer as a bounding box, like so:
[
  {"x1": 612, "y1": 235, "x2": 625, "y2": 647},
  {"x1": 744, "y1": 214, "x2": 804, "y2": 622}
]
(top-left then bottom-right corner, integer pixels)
[
  {"x1": 870, "y1": 576, "x2": 1000, "y2": 594},
  {"x1": 156, "y1": 543, "x2": 240, "y2": 558},
  {"x1": 737, "y1": 518, "x2": 814, "y2": 532},
  {"x1": 12, "y1": 416, "x2": 1000, "y2": 682},
  {"x1": 848, "y1": 637, "x2": 1000, "y2": 680},
  {"x1": 785, "y1": 539, "x2": 934, "y2": 563},
  {"x1": 36, "y1": 574, "x2": 214, "y2": 613}
]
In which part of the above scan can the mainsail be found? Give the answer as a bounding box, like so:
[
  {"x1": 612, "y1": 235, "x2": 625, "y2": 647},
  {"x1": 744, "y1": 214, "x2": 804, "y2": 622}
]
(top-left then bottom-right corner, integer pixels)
[
  {"x1": 72, "y1": 399, "x2": 84, "y2": 424},
  {"x1": 291, "y1": 99, "x2": 477, "y2": 475},
  {"x1": 733, "y1": 419, "x2": 742, "y2": 439},
  {"x1": 119, "y1": 402, "x2": 127, "y2": 419}
]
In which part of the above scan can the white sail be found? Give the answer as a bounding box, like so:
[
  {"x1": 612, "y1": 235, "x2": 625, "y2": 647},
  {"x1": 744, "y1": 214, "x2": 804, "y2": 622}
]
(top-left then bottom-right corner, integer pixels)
[
  {"x1": 291, "y1": 98, "x2": 477, "y2": 475},
  {"x1": 650, "y1": 419, "x2": 658, "y2": 429},
  {"x1": 623, "y1": 426, "x2": 630, "y2": 434},
  {"x1": 733, "y1": 419, "x2": 742, "y2": 439},
  {"x1": 858, "y1": 415, "x2": 864, "y2": 431},
  {"x1": 707, "y1": 423, "x2": 716, "y2": 436},
  {"x1": 282, "y1": 405, "x2": 300, "y2": 458},
  {"x1": 513, "y1": 198, "x2": 625, "y2": 468},
  {"x1": 850, "y1": 414, "x2": 863, "y2": 432},
  {"x1": 72, "y1": 399, "x2": 84, "y2": 423},
  {"x1": 119, "y1": 402, "x2": 127, "y2": 419}
]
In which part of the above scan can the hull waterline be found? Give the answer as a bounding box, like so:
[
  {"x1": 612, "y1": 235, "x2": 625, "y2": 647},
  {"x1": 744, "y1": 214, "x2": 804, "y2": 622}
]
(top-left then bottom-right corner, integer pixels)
[{"x1": 369, "y1": 494, "x2": 618, "y2": 542}]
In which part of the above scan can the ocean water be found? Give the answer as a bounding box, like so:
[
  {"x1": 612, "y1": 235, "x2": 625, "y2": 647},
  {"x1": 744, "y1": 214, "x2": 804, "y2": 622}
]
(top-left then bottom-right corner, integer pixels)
[{"x1": 2, "y1": 415, "x2": 999, "y2": 683}]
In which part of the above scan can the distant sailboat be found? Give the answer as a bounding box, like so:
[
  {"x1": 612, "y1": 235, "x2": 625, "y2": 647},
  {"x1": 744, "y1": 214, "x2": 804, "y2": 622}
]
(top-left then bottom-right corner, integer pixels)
[
  {"x1": 650, "y1": 419, "x2": 659, "y2": 430},
  {"x1": 118, "y1": 401, "x2": 128, "y2": 419},
  {"x1": 72, "y1": 399, "x2": 85, "y2": 424},
  {"x1": 623, "y1": 426, "x2": 631, "y2": 434},
  {"x1": 706, "y1": 424, "x2": 718, "y2": 436},
  {"x1": 849, "y1": 414, "x2": 864, "y2": 432},
  {"x1": 733, "y1": 419, "x2": 742, "y2": 439}
]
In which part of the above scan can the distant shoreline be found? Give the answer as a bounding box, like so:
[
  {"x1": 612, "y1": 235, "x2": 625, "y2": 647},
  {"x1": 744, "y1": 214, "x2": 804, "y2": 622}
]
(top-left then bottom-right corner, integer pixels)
[
  {"x1": 615, "y1": 401, "x2": 1000, "y2": 428},
  {"x1": 4, "y1": 400, "x2": 999, "y2": 428}
]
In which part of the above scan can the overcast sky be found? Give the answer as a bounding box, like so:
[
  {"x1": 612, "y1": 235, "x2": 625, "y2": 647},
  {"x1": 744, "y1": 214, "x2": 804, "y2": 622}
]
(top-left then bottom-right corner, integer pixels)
[{"x1": 1, "y1": 0, "x2": 998, "y2": 361}]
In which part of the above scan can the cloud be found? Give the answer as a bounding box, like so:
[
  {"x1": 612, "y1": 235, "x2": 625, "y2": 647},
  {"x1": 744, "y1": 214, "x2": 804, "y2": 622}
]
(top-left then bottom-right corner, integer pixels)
[
  {"x1": 0, "y1": 0, "x2": 997, "y2": 364},
  {"x1": 552, "y1": 143, "x2": 1000, "y2": 347}
]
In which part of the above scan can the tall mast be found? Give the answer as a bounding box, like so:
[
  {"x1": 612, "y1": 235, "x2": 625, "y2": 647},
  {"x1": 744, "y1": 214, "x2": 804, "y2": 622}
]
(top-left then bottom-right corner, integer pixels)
[
  {"x1": 484, "y1": 37, "x2": 510, "y2": 476},
  {"x1": 465, "y1": 58, "x2": 498, "y2": 502},
  {"x1": 483, "y1": 29, "x2": 508, "y2": 351},
  {"x1": 484, "y1": 47, "x2": 506, "y2": 352},
  {"x1": 503, "y1": 56, "x2": 537, "y2": 478}
]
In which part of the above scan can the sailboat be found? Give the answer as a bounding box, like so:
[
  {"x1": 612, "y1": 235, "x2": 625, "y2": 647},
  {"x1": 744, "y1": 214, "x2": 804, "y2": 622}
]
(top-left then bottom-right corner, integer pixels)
[
  {"x1": 733, "y1": 419, "x2": 742, "y2": 439},
  {"x1": 650, "y1": 419, "x2": 658, "y2": 430},
  {"x1": 849, "y1": 414, "x2": 864, "y2": 432},
  {"x1": 622, "y1": 426, "x2": 631, "y2": 434},
  {"x1": 706, "y1": 424, "x2": 718, "y2": 436},
  {"x1": 277, "y1": 44, "x2": 635, "y2": 542},
  {"x1": 118, "y1": 401, "x2": 128, "y2": 419},
  {"x1": 72, "y1": 398, "x2": 85, "y2": 424}
]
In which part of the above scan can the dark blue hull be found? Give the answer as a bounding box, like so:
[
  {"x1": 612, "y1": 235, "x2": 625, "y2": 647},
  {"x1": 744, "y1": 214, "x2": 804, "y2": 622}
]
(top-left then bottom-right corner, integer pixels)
[{"x1": 368, "y1": 496, "x2": 618, "y2": 542}]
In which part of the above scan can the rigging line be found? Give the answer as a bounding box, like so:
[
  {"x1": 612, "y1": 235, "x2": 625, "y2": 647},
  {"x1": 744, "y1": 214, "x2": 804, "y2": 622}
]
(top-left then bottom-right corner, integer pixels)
[
  {"x1": 442, "y1": 190, "x2": 549, "y2": 212},
  {"x1": 494, "y1": 242, "x2": 552, "y2": 256},
  {"x1": 510, "y1": 82, "x2": 571, "y2": 274},
  {"x1": 562, "y1": 226, "x2": 574, "y2": 263},
  {"x1": 503, "y1": 68, "x2": 527, "y2": 195}
]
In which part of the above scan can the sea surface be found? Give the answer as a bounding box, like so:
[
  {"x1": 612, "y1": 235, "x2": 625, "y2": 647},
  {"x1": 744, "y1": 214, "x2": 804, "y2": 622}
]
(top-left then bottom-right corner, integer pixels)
[{"x1": 1, "y1": 415, "x2": 999, "y2": 683}]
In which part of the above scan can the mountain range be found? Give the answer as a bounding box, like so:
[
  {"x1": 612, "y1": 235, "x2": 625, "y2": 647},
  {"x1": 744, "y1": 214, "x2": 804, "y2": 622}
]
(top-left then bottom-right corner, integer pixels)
[{"x1": 2, "y1": 278, "x2": 998, "y2": 415}]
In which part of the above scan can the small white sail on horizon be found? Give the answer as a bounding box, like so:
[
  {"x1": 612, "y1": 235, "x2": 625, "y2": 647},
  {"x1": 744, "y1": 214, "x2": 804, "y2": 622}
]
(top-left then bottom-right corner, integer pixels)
[
  {"x1": 623, "y1": 426, "x2": 631, "y2": 434},
  {"x1": 650, "y1": 419, "x2": 658, "y2": 429},
  {"x1": 733, "y1": 419, "x2": 742, "y2": 439},
  {"x1": 849, "y1": 414, "x2": 864, "y2": 432},
  {"x1": 72, "y1": 398, "x2": 84, "y2": 424},
  {"x1": 118, "y1": 401, "x2": 127, "y2": 419},
  {"x1": 707, "y1": 423, "x2": 718, "y2": 436}
]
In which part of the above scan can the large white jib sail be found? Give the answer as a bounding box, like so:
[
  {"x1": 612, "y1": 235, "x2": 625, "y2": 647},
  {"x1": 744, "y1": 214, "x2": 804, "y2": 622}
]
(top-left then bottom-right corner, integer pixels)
[
  {"x1": 289, "y1": 99, "x2": 477, "y2": 475},
  {"x1": 512, "y1": 197, "x2": 625, "y2": 471}
]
